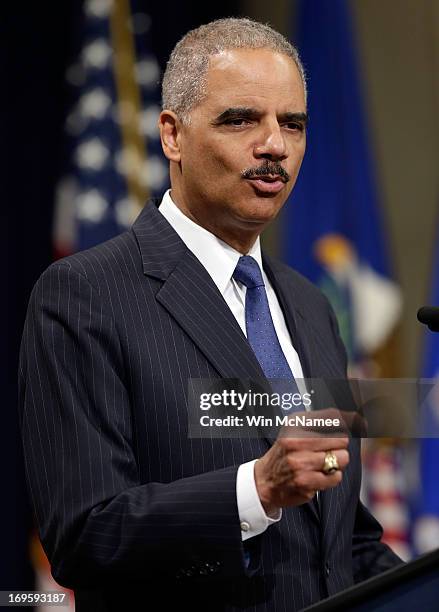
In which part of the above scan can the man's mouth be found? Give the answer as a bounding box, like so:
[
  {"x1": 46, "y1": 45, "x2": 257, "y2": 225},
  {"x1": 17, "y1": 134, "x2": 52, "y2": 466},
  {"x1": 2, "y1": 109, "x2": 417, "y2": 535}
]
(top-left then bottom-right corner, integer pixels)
[{"x1": 247, "y1": 175, "x2": 286, "y2": 194}]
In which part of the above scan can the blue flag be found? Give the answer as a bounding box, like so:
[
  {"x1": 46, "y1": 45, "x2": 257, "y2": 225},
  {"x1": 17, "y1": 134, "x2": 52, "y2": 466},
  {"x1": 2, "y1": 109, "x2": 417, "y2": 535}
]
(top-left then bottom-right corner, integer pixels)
[
  {"x1": 414, "y1": 237, "x2": 439, "y2": 553},
  {"x1": 54, "y1": 0, "x2": 168, "y2": 257},
  {"x1": 283, "y1": 0, "x2": 410, "y2": 560},
  {"x1": 282, "y1": 0, "x2": 401, "y2": 363}
]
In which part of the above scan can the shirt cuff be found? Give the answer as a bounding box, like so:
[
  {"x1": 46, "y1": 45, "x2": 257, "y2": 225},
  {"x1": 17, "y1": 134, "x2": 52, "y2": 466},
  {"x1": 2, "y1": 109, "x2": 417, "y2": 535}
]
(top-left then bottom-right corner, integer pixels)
[{"x1": 236, "y1": 459, "x2": 282, "y2": 542}]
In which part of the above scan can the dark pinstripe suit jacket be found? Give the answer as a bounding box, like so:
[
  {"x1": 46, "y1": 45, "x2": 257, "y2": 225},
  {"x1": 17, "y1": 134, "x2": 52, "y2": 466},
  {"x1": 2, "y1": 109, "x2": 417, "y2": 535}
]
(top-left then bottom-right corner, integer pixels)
[{"x1": 18, "y1": 199, "x2": 401, "y2": 611}]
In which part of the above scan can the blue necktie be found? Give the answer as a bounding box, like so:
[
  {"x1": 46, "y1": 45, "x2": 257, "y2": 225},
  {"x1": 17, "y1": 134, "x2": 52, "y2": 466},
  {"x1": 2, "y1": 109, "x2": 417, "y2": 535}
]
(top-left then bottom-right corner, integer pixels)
[
  {"x1": 234, "y1": 256, "x2": 320, "y2": 516},
  {"x1": 234, "y1": 257, "x2": 318, "y2": 532},
  {"x1": 233, "y1": 255, "x2": 296, "y2": 381}
]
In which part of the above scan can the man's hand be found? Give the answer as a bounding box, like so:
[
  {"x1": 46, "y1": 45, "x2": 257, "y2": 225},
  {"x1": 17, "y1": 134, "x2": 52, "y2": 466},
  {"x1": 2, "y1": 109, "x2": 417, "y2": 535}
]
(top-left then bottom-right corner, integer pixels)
[{"x1": 254, "y1": 410, "x2": 352, "y2": 514}]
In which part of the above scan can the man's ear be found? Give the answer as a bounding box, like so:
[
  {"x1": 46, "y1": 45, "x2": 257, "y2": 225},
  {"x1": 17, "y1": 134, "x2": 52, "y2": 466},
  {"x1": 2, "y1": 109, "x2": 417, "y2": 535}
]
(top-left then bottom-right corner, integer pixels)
[{"x1": 158, "y1": 110, "x2": 182, "y2": 162}]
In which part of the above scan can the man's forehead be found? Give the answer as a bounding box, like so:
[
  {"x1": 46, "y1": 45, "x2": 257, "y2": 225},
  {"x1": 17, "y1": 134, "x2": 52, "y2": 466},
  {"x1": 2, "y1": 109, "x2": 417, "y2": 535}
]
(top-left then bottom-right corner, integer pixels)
[
  {"x1": 203, "y1": 48, "x2": 305, "y2": 108},
  {"x1": 207, "y1": 47, "x2": 298, "y2": 73}
]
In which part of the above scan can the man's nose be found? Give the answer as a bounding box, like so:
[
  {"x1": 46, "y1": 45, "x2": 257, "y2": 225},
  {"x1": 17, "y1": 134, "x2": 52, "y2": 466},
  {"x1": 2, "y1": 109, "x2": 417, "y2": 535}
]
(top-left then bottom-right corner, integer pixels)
[{"x1": 253, "y1": 122, "x2": 287, "y2": 161}]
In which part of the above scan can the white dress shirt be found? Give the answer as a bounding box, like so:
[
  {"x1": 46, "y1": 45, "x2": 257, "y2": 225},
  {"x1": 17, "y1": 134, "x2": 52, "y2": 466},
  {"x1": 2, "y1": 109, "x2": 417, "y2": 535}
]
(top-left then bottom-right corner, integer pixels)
[{"x1": 158, "y1": 189, "x2": 305, "y2": 541}]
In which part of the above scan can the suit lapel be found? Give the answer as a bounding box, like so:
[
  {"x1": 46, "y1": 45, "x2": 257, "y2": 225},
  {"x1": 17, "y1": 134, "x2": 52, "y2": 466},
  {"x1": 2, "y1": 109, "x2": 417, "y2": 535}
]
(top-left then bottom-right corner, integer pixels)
[
  {"x1": 157, "y1": 249, "x2": 267, "y2": 381},
  {"x1": 132, "y1": 199, "x2": 265, "y2": 382}
]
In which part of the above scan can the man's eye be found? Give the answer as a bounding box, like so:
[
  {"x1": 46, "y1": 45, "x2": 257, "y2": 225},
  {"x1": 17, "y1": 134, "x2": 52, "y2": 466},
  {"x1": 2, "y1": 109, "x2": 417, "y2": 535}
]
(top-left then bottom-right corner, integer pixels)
[
  {"x1": 285, "y1": 122, "x2": 304, "y2": 131},
  {"x1": 225, "y1": 118, "x2": 250, "y2": 126}
]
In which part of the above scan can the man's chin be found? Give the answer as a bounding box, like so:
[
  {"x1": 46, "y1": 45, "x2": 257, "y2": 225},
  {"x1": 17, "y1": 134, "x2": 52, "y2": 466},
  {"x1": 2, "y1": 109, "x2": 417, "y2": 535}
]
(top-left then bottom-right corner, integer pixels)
[
  {"x1": 233, "y1": 201, "x2": 284, "y2": 227},
  {"x1": 250, "y1": 190, "x2": 287, "y2": 213}
]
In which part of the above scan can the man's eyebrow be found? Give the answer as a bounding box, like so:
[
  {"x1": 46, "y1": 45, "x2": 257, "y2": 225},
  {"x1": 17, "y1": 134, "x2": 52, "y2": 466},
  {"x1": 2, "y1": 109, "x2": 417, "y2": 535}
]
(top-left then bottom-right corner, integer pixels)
[
  {"x1": 212, "y1": 107, "x2": 259, "y2": 123},
  {"x1": 280, "y1": 111, "x2": 308, "y2": 125},
  {"x1": 212, "y1": 107, "x2": 308, "y2": 125}
]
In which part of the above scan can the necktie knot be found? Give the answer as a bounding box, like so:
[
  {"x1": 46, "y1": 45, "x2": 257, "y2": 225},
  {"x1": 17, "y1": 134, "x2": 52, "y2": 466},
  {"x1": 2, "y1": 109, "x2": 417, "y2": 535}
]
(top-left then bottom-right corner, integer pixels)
[{"x1": 233, "y1": 256, "x2": 265, "y2": 289}]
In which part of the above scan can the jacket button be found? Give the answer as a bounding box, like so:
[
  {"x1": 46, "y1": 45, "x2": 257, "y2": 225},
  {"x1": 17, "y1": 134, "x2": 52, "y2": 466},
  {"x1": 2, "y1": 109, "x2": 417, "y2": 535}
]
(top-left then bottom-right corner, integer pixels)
[{"x1": 325, "y1": 562, "x2": 331, "y2": 577}]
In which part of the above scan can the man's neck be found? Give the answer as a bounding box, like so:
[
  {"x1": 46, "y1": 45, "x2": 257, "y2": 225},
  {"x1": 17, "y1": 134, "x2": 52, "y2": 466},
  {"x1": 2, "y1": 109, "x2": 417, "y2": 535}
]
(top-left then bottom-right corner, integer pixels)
[{"x1": 168, "y1": 189, "x2": 263, "y2": 255}]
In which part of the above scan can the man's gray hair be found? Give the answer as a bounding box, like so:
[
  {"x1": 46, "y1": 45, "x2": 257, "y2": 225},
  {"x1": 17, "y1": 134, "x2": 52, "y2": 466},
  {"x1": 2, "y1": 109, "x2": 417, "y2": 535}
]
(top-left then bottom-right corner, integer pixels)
[{"x1": 161, "y1": 17, "x2": 306, "y2": 124}]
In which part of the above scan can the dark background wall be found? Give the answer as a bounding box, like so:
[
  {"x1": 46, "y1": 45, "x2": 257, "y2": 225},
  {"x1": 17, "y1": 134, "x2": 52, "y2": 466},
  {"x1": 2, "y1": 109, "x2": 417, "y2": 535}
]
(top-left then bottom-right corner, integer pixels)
[{"x1": 3, "y1": 2, "x2": 78, "y2": 592}]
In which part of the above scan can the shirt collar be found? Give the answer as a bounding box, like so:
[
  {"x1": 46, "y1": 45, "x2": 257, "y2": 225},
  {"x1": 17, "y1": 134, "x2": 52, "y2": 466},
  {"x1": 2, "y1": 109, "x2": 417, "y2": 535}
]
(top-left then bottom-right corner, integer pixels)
[{"x1": 158, "y1": 189, "x2": 262, "y2": 296}]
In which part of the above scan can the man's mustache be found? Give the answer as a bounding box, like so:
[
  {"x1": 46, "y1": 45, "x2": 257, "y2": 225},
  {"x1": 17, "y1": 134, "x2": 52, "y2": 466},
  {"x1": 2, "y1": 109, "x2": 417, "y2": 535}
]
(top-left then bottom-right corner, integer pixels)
[{"x1": 241, "y1": 162, "x2": 290, "y2": 183}]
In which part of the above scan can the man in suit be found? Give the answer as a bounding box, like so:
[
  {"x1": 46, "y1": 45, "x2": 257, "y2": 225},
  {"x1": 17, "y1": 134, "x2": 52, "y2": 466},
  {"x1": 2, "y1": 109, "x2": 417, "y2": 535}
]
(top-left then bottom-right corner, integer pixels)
[{"x1": 19, "y1": 17, "x2": 401, "y2": 612}]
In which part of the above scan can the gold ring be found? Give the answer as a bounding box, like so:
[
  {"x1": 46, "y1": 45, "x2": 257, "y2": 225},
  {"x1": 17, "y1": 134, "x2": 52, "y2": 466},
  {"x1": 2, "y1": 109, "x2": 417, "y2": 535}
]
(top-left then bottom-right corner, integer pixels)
[{"x1": 322, "y1": 451, "x2": 339, "y2": 475}]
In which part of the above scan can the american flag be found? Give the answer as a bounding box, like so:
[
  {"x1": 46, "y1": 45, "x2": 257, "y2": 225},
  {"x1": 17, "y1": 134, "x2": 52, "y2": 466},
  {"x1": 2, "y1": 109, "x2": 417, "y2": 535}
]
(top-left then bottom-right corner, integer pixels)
[{"x1": 53, "y1": 0, "x2": 168, "y2": 258}]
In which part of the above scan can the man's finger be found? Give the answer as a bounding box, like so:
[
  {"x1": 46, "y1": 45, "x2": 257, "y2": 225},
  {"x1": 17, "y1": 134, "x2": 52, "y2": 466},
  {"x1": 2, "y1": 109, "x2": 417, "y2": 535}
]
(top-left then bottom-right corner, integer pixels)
[
  {"x1": 314, "y1": 448, "x2": 349, "y2": 472},
  {"x1": 285, "y1": 449, "x2": 349, "y2": 473}
]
